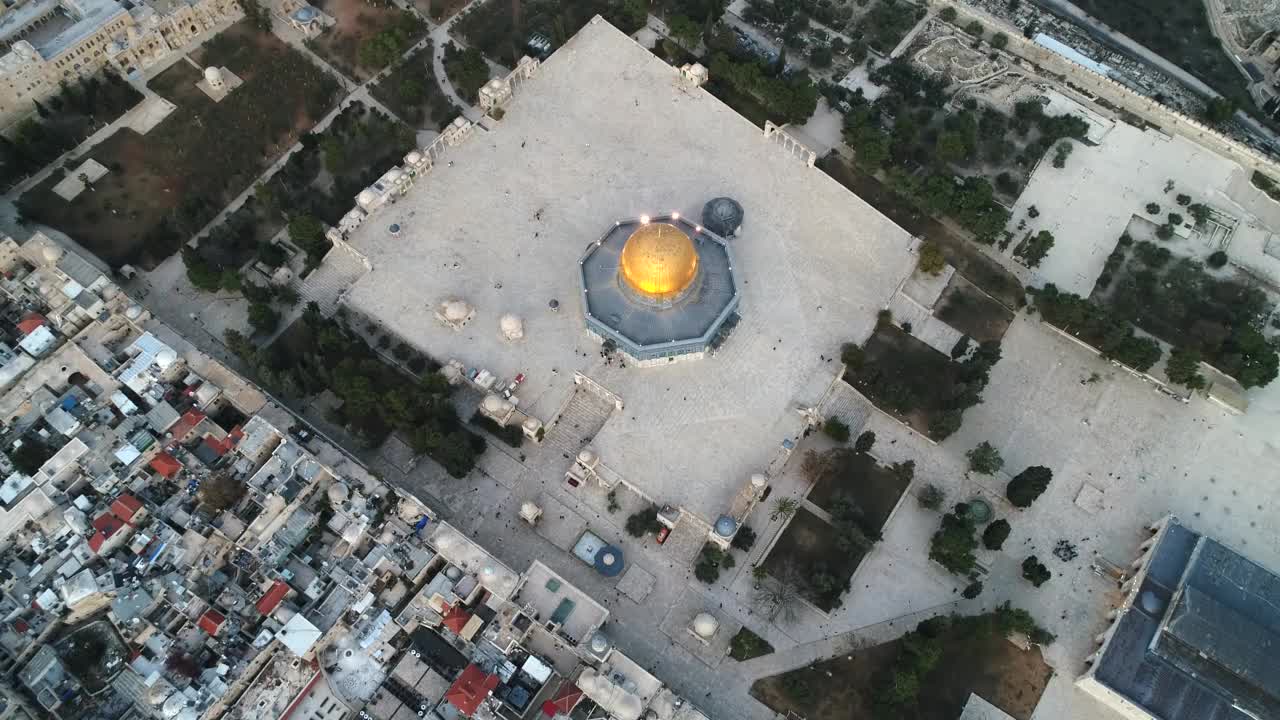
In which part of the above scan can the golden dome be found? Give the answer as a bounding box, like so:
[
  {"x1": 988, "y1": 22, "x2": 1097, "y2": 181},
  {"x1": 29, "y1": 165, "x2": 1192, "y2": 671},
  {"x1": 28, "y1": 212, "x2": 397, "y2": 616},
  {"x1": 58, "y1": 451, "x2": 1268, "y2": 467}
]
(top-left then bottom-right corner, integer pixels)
[{"x1": 618, "y1": 223, "x2": 699, "y2": 301}]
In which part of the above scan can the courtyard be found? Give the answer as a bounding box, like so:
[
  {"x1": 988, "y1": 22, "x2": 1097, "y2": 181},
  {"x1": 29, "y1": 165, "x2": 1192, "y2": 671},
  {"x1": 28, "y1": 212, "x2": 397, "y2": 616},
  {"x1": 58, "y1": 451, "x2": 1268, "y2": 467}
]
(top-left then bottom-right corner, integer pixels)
[{"x1": 337, "y1": 18, "x2": 919, "y2": 524}]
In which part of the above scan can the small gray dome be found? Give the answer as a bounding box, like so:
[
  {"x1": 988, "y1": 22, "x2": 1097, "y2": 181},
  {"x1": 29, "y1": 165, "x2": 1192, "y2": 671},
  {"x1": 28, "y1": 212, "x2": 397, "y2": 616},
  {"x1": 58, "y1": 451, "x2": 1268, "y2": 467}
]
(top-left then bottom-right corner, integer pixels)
[
  {"x1": 714, "y1": 515, "x2": 737, "y2": 537},
  {"x1": 702, "y1": 197, "x2": 744, "y2": 237}
]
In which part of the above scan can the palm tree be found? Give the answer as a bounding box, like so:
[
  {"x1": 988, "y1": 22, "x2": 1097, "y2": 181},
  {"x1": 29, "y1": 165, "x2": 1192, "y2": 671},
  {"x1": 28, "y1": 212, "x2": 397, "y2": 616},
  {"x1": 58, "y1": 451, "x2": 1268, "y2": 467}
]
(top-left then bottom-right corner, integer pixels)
[
  {"x1": 754, "y1": 568, "x2": 803, "y2": 624},
  {"x1": 770, "y1": 497, "x2": 798, "y2": 522}
]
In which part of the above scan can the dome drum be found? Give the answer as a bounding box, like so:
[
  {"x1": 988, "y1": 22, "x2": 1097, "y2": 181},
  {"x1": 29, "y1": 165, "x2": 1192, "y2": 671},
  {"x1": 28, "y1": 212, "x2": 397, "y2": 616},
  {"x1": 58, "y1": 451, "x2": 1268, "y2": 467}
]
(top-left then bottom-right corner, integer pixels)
[{"x1": 579, "y1": 212, "x2": 740, "y2": 366}]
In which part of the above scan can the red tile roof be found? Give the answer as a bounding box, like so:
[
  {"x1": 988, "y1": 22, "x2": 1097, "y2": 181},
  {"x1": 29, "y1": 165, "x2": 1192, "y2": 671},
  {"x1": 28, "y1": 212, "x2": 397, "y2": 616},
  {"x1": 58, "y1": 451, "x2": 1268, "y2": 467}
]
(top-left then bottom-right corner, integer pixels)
[
  {"x1": 542, "y1": 681, "x2": 584, "y2": 717},
  {"x1": 88, "y1": 531, "x2": 107, "y2": 553},
  {"x1": 446, "y1": 664, "x2": 499, "y2": 717},
  {"x1": 110, "y1": 494, "x2": 144, "y2": 523},
  {"x1": 92, "y1": 512, "x2": 123, "y2": 539},
  {"x1": 200, "y1": 433, "x2": 236, "y2": 457},
  {"x1": 441, "y1": 604, "x2": 472, "y2": 635},
  {"x1": 198, "y1": 609, "x2": 225, "y2": 636},
  {"x1": 16, "y1": 313, "x2": 45, "y2": 335},
  {"x1": 169, "y1": 410, "x2": 206, "y2": 441},
  {"x1": 149, "y1": 452, "x2": 182, "y2": 478},
  {"x1": 255, "y1": 580, "x2": 289, "y2": 616}
]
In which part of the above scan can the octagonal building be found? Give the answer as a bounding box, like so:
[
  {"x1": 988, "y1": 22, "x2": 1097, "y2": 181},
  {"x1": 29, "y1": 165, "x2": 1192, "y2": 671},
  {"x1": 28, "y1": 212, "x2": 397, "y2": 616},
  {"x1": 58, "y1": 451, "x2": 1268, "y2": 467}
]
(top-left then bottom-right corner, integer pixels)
[{"x1": 581, "y1": 214, "x2": 739, "y2": 366}]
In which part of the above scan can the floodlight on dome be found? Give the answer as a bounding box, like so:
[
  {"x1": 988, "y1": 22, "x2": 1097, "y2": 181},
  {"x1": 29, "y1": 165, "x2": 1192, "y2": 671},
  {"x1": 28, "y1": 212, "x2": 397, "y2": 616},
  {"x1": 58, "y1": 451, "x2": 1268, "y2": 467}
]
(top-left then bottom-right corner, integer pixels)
[
  {"x1": 671, "y1": 212, "x2": 680, "y2": 219},
  {"x1": 639, "y1": 214, "x2": 650, "y2": 225},
  {"x1": 695, "y1": 226, "x2": 702, "y2": 233}
]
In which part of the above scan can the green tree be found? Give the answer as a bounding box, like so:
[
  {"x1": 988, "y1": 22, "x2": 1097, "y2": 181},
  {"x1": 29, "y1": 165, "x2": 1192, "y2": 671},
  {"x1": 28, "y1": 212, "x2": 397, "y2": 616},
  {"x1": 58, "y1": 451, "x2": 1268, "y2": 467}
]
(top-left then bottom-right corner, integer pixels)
[
  {"x1": 935, "y1": 130, "x2": 970, "y2": 164},
  {"x1": 822, "y1": 416, "x2": 850, "y2": 442},
  {"x1": 1022, "y1": 555, "x2": 1051, "y2": 587},
  {"x1": 853, "y1": 430, "x2": 876, "y2": 454},
  {"x1": 288, "y1": 214, "x2": 329, "y2": 258},
  {"x1": 248, "y1": 302, "x2": 279, "y2": 334},
  {"x1": 1006, "y1": 466, "x2": 1052, "y2": 507},
  {"x1": 770, "y1": 497, "x2": 798, "y2": 522},
  {"x1": 929, "y1": 504, "x2": 978, "y2": 574},
  {"x1": 1203, "y1": 96, "x2": 1236, "y2": 125},
  {"x1": 966, "y1": 441, "x2": 1004, "y2": 474},
  {"x1": 939, "y1": 6, "x2": 957, "y2": 21},
  {"x1": 667, "y1": 14, "x2": 701, "y2": 49},
  {"x1": 917, "y1": 241, "x2": 946, "y2": 275},
  {"x1": 964, "y1": 20, "x2": 983, "y2": 36},
  {"x1": 982, "y1": 518, "x2": 1010, "y2": 550},
  {"x1": 1166, "y1": 347, "x2": 1206, "y2": 390},
  {"x1": 809, "y1": 44, "x2": 832, "y2": 68},
  {"x1": 625, "y1": 506, "x2": 662, "y2": 537},
  {"x1": 991, "y1": 32, "x2": 1008, "y2": 49}
]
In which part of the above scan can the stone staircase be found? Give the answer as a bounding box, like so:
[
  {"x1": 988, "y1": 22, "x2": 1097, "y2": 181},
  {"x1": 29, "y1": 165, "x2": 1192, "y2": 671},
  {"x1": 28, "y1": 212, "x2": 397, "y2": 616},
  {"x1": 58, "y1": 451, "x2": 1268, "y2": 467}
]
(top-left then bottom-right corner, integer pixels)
[
  {"x1": 819, "y1": 381, "x2": 874, "y2": 437},
  {"x1": 295, "y1": 246, "x2": 369, "y2": 315},
  {"x1": 542, "y1": 386, "x2": 616, "y2": 456}
]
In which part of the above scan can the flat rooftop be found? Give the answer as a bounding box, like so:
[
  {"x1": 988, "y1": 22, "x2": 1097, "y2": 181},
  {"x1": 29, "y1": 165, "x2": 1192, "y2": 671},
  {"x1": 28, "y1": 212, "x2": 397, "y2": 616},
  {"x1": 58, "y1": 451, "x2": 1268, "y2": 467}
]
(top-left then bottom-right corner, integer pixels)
[{"x1": 341, "y1": 17, "x2": 916, "y2": 519}]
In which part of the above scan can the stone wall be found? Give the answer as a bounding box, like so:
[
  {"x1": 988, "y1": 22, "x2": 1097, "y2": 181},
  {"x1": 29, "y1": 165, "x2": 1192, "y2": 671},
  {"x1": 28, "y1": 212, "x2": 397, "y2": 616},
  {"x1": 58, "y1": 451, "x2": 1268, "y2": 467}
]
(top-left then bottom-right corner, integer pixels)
[{"x1": 933, "y1": 0, "x2": 1280, "y2": 177}]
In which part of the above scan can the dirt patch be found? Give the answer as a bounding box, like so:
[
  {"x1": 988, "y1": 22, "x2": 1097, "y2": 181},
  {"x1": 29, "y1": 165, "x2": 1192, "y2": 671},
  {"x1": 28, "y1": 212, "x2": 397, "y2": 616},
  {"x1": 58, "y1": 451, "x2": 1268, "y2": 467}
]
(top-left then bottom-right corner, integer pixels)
[
  {"x1": 819, "y1": 154, "x2": 1025, "y2": 310},
  {"x1": 411, "y1": 0, "x2": 467, "y2": 21},
  {"x1": 934, "y1": 273, "x2": 1015, "y2": 343},
  {"x1": 369, "y1": 43, "x2": 460, "y2": 131},
  {"x1": 760, "y1": 506, "x2": 865, "y2": 612},
  {"x1": 805, "y1": 450, "x2": 908, "y2": 526},
  {"x1": 752, "y1": 619, "x2": 1053, "y2": 720},
  {"x1": 308, "y1": 0, "x2": 424, "y2": 81},
  {"x1": 846, "y1": 325, "x2": 959, "y2": 437},
  {"x1": 17, "y1": 21, "x2": 339, "y2": 269}
]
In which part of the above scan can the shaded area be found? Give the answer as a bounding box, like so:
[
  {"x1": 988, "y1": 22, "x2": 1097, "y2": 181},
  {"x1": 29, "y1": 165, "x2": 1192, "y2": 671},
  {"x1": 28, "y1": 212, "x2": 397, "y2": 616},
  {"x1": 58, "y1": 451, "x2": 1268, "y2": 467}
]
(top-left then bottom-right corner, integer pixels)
[
  {"x1": 0, "y1": 73, "x2": 142, "y2": 191},
  {"x1": 845, "y1": 325, "x2": 959, "y2": 437},
  {"x1": 307, "y1": 0, "x2": 425, "y2": 81},
  {"x1": 369, "y1": 43, "x2": 460, "y2": 131},
  {"x1": 933, "y1": 273, "x2": 1015, "y2": 343},
  {"x1": 805, "y1": 449, "x2": 908, "y2": 527},
  {"x1": 818, "y1": 154, "x2": 1025, "y2": 309},
  {"x1": 751, "y1": 614, "x2": 1053, "y2": 720},
  {"x1": 18, "y1": 21, "x2": 340, "y2": 269}
]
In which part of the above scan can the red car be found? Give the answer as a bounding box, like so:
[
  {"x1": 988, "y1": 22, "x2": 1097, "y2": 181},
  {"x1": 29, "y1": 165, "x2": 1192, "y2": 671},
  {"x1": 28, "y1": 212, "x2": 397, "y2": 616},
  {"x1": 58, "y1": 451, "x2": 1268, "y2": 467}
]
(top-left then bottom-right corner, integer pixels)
[{"x1": 655, "y1": 526, "x2": 670, "y2": 544}]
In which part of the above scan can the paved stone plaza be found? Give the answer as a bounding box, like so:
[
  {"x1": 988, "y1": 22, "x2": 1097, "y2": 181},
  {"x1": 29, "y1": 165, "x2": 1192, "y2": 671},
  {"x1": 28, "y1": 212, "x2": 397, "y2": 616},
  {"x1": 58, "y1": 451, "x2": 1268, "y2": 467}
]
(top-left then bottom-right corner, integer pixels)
[
  {"x1": 338, "y1": 18, "x2": 918, "y2": 523},
  {"x1": 297, "y1": 15, "x2": 1280, "y2": 720},
  {"x1": 1011, "y1": 120, "x2": 1280, "y2": 294}
]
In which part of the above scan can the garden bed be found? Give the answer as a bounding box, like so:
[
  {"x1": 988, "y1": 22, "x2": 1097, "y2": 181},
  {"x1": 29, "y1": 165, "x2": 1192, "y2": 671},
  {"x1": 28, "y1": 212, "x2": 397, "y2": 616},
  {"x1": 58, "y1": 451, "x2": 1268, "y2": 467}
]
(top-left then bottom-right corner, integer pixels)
[
  {"x1": 307, "y1": 0, "x2": 425, "y2": 81},
  {"x1": 369, "y1": 44, "x2": 459, "y2": 131},
  {"x1": 751, "y1": 614, "x2": 1053, "y2": 720},
  {"x1": 804, "y1": 449, "x2": 908, "y2": 529},
  {"x1": 760, "y1": 507, "x2": 862, "y2": 612},
  {"x1": 17, "y1": 21, "x2": 339, "y2": 269},
  {"x1": 728, "y1": 627, "x2": 774, "y2": 661},
  {"x1": 1090, "y1": 249, "x2": 1278, "y2": 387},
  {"x1": 818, "y1": 154, "x2": 1025, "y2": 309},
  {"x1": 845, "y1": 325, "x2": 961, "y2": 437},
  {"x1": 933, "y1": 273, "x2": 1015, "y2": 343},
  {"x1": 454, "y1": 0, "x2": 644, "y2": 66}
]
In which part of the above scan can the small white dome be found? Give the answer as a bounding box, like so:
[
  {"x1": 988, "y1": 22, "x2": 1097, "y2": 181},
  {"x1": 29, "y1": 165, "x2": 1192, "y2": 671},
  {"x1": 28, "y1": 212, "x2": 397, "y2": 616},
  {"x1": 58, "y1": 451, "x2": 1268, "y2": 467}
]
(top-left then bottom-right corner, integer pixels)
[
  {"x1": 397, "y1": 498, "x2": 421, "y2": 521},
  {"x1": 379, "y1": 527, "x2": 395, "y2": 544},
  {"x1": 404, "y1": 150, "x2": 423, "y2": 165},
  {"x1": 482, "y1": 394, "x2": 512, "y2": 415},
  {"x1": 691, "y1": 612, "x2": 719, "y2": 638},
  {"x1": 499, "y1": 313, "x2": 523, "y2": 340},
  {"x1": 356, "y1": 190, "x2": 377, "y2": 206},
  {"x1": 520, "y1": 501, "x2": 540, "y2": 518},
  {"x1": 125, "y1": 304, "x2": 143, "y2": 320},
  {"x1": 327, "y1": 482, "x2": 350, "y2": 505},
  {"x1": 41, "y1": 245, "x2": 61, "y2": 264},
  {"x1": 203, "y1": 66, "x2": 223, "y2": 84},
  {"x1": 522, "y1": 416, "x2": 542, "y2": 433},
  {"x1": 386, "y1": 168, "x2": 404, "y2": 183},
  {"x1": 577, "y1": 449, "x2": 597, "y2": 466},
  {"x1": 442, "y1": 300, "x2": 471, "y2": 321},
  {"x1": 751, "y1": 473, "x2": 767, "y2": 488},
  {"x1": 155, "y1": 348, "x2": 178, "y2": 369}
]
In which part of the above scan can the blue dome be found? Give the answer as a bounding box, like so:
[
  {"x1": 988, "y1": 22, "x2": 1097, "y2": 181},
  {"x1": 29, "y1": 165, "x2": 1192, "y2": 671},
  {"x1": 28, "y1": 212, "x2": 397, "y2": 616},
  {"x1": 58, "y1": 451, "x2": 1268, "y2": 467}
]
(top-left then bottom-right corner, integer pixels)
[
  {"x1": 702, "y1": 197, "x2": 744, "y2": 237},
  {"x1": 593, "y1": 545, "x2": 625, "y2": 576},
  {"x1": 293, "y1": 6, "x2": 318, "y2": 22},
  {"x1": 714, "y1": 515, "x2": 737, "y2": 537}
]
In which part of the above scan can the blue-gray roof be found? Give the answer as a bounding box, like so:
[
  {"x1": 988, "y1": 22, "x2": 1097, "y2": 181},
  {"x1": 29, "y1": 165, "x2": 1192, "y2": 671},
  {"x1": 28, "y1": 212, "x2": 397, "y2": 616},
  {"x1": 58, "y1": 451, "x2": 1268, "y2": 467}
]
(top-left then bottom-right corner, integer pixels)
[
  {"x1": 580, "y1": 215, "x2": 738, "y2": 360},
  {"x1": 1094, "y1": 518, "x2": 1280, "y2": 720}
]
